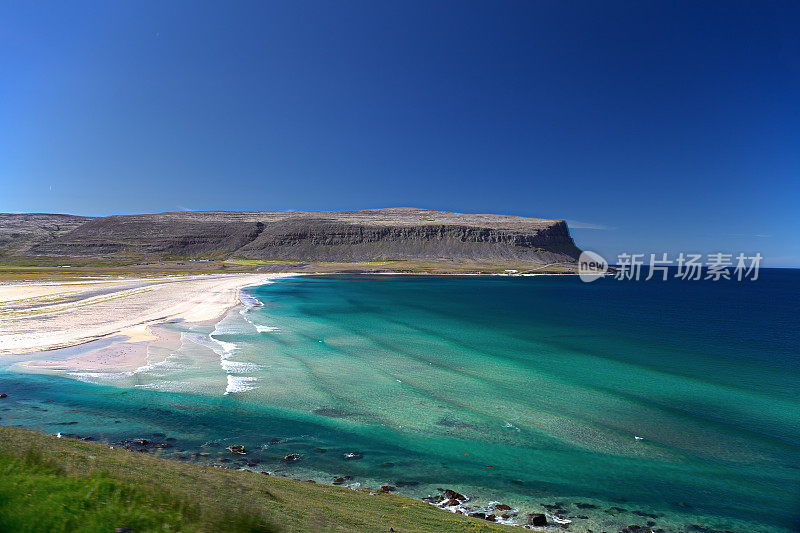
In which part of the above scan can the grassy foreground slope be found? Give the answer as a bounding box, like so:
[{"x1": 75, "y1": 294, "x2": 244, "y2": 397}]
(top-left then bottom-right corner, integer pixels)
[{"x1": 0, "y1": 426, "x2": 510, "y2": 533}]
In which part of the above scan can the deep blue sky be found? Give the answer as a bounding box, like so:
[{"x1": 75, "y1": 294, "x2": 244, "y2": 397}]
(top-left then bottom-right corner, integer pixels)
[{"x1": 2, "y1": 1, "x2": 799, "y2": 265}]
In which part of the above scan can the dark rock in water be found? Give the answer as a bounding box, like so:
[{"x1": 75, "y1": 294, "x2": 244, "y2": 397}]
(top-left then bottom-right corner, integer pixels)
[
  {"x1": 510, "y1": 479, "x2": 524, "y2": 485},
  {"x1": 578, "y1": 515, "x2": 589, "y2": 519},
  {"x1": 501, "y1": 514, "x2": 510, "y2": 520},
  {"x1": 485, "y1": 514, "x2": 496, "y2": 522},
  {"x1": 527, "y1": 513, "x2": 548, "y2": 526},
  {"x1": 333, "y1": 477, "x2": 346, "y2": 485},
  {"x1": 468, "y1": 512, "x2": 485, "y2": 519},
  {"x1": 0, "y1": 394, "x2": 7, "y2": 398},
  {"x1": 494, "y1": 504, "x2": 512, "y2": 511},
  {"x1": 577, "y1": 503, "x2": 597, "y2": 509},
  {"x1": 282, "y1": 454, "x2": 300, "y2": 462},
  {"x1": 443, "y1": 499, "x2": 460, "y2": 507},
  {"x1": 268, "y1": 438, "x2": 282, "y2": 444},
  {"x1": 380, "y1": 485, "x2": 396, "y2": 492},
  {"x1": 306, "y1": 479, "x2": 316, "y2": 483},
  {"x1": 442, "y1": 489, "x2": 466, "y2": 501},
  {"x1": 54, "y1": 421, "x2": 78, "y2": 426},
  {"x1": 227, "y1": 444, "x2": 246, "y2": 454},
  {"x1": 344, "y1": 451, "x2": 363, "y2": 460},
  {"x1": 261, "y1": 472, "x2": 270, "y2": 476}
]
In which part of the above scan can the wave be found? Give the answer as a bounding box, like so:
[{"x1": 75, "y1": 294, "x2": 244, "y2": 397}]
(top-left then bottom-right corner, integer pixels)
[
  {"x1": 255, "y1": 325, "x2": 279, "y2": 333},
  {"x1": 225, "y1": 375, "x2": 258, "y2": 394},
  {"x1": 220, "y1": 360, "x2": 262, "y2": 373},
  {"x1": 239, "y1": 292, "x2": 263, "y2": 309}
]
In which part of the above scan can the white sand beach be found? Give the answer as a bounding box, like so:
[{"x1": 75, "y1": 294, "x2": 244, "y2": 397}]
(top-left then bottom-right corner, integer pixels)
[{"x1": 0, "y1": 274, "x2": 295, "y2": 362}]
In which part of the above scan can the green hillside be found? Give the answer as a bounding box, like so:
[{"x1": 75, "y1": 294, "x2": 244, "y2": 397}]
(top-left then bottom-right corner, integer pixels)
[{"x1": 0, "y1": 426, "x2": 511, "y2": 532}]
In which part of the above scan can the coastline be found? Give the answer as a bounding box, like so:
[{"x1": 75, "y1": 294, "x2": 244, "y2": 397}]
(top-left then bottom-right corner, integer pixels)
[
  {"x1": 0, "y1": 273, "x2": 299, "y2": 366},
  {"x1": 0, "y1": 270, "x2": 577, "y2": 377},
  {"x1": 0, "y1": 272, "x2": 795, "y2": 533}
]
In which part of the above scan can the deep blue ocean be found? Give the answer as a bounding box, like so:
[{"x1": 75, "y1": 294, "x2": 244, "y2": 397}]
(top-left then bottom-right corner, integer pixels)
[{"x1": 1, "y1": 271, "x2": 798, "y2": 532}]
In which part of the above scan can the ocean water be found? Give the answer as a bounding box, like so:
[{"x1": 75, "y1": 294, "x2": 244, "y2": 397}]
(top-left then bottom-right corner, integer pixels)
[{"x1": 1, "y1": 273, "x2": 799, "y2": 532}]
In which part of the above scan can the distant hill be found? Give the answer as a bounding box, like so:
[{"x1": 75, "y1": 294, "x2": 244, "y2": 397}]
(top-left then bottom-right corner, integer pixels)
[{"x1": 0, "y1": 208, "x2": 581, "y2": 264}]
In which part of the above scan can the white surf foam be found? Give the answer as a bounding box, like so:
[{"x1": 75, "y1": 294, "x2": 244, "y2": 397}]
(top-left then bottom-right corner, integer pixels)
[
  {"x1": 239, "y1": 292, "x2": 263, "y2": 309},
  {"x1": 225, "y1": 375, "x2": 258, "y2": 394},
  {"x1": 220, "y1": 360, "x2": 262, "y2": 373}
]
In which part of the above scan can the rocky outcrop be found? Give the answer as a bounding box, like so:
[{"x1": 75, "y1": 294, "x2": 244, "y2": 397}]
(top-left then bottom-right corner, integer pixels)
[{"x1": 6, "y1": 208, "x2": 582, "y2": 264}]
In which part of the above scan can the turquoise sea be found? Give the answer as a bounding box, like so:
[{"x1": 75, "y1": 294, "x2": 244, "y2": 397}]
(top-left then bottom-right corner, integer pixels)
[{"x1": 1, "y1": 273, "x2": 799, "y2": 532}]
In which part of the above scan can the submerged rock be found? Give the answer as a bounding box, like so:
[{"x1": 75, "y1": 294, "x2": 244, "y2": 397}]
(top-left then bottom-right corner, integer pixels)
[
  {"x1": 282, "y1": 454, "x2": 300, "y2": 462},
  {"x1": 227, "y1": 444, "x2": 246, "y2": 454},
  {"x1": 380, "y1": 485, "x2": 396, "y2": 492},
  {"x1": 0, "y1": 394, "x2": 7, "y2": 399},
  {"x1": 442, "y1": 489, "x2": 466, "y2": 501}
]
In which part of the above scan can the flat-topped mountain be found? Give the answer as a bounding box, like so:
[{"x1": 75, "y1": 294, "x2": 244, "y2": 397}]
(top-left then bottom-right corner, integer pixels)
[{"x1": 0, "y1": 208, "x2": 581, "y2": 264}]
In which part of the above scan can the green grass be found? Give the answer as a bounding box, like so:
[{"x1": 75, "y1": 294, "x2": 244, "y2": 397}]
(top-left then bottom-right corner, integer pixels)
[
  {"x1": 0, "y1": 449, "x2": 271, "y2": 533},
  {"x1": 0, "y1": 426, "x2": 511, "y2": 532}
]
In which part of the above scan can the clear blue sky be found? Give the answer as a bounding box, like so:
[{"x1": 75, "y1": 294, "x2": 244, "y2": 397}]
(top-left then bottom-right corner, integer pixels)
[{"x1": 1, "y1": 1, "x2": 799, "y2": 266}]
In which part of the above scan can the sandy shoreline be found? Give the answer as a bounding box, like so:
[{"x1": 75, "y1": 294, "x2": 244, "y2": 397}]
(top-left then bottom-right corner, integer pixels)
[{"x1": 0, "y1": 274, "x2": 298, "y2": 371}]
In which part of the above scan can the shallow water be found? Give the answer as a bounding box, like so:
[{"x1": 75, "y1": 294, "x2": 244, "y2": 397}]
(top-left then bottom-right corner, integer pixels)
[{"x1": 2, "y1": 273, "x2": 799, "y2": 532}]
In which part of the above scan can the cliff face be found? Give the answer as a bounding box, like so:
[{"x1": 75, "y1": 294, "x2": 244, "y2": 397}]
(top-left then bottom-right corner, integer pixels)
[
  {"x1": 5, "y1": 208, "x2": 582, "y2": 264},
  {"x1": 0, "y1": 213, "x2": 92, "y2": 255}
]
